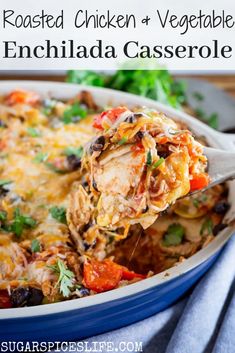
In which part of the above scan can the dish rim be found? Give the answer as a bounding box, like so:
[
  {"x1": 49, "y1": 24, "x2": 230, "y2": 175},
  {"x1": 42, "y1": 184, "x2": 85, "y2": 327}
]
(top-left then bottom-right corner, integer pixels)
[{"x1": 0, "y1": 80, "x2": 234, "y2": 319}]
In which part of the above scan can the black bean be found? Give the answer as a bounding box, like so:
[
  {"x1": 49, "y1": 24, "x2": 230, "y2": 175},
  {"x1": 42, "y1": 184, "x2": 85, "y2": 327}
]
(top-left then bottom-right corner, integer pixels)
[
  {"x1": 83, "y1": 238, "x2": 96, "y2": 251},
  {"x1": 10, "y1": 287, "x2": 43, "y2": 307},
  {"x1": 92, "y1": 179, "x2": 98, "y2": 191},
  {"x1": 67, "y1": 155, "x2": 81, "y2": 171},
  {"x1": 95, "y1": 136, "x2": 105, "y2": 145},
  {"x1": 82, "y1": 180, "x2": 89, "y2": 188},
  {"x1": 136, "y1": 131, "x2": 144, "y2": 140},
  {"x1": 213, "y1": 223, "x2": 228, "y2": 236},
  {"x1": 90, "y1": 136, "x2": 105, "y2": 153},
  {"x1": 27, "y1": 288, "x2": 44, "y2": 306},
  {"x1": 0, "y1": 187, "x2": 9, "y2": 198},
  {"x1": 11, "y1": 287, "x2": 30, "y2": 307},
  {"x1": 158, "y1": 151, "x2": 170, "y2": 159},
  {"x1": 213, "y1": 201, "x2": 230, "y2": 214},
  {"x1": 157, "y1": 145, "x2": 171, "y2": 159},
  {"x1": 78, "y1": 285, "x2": 90, "y2": 297},
  {"x1": 124, "y1": 114, "x2": 135, "y2": 123},
  {"x1": 83, "y1": 242, "x2": 91, "y2": 251},
  {"x1": 142, "y1": 205, "x2": 149, "y2": 213},
  {"x1": 83, "y1": 222, "x2": 92, "y2": 232}
]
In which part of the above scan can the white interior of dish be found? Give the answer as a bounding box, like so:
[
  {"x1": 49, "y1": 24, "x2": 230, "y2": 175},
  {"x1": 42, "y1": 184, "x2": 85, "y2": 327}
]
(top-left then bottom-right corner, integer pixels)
[{"x1": 0, "y1": 81, "x2": 235, "y2": 319}]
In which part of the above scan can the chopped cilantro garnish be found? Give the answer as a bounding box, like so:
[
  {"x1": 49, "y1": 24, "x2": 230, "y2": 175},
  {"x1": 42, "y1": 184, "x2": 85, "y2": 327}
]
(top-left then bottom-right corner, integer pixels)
[
  {"x1": 200, "y1": 218, "x2": 213, "y2": 236},
  {"x1": 31, "y1": 238, "x2": 41, "y2": 253},
  {"x1": 208, "y1": 113, "x2": 219, "y2": 129},
  {"x1": 195, "y1": 108, "x2": 206, "y2": 119},
  {"x1": 201, "y1": 194, "x2": 208, "y2": 202},
  {"x1": 195, "y1": 108, "x2": 219, "y2": 130},
  {"x1": 118, "y1": 137, "x2": 128, "y2": 145},
  {"x1": 146, "y1": 150, "x2": 152, "y2": 166},
  {"x1": 0, "y1": 210, "x2": 7, "y2": 222},
  {"x1": 6, "y1": 208, "x2": 36, "y2": 238},
  {"x1": 162, "y1": 223, "x2": 185, "y2": 247},
  {"x1": 27, "y1": 127, "x2": 41, "y2": 137},
  {"x1": 47, "y1": 259, "x2": 75, "y2": 297},
  {"x1": 152, "y1": 158, "x2": 165, "y2": 170},
  {"x1": 193, "y1": 194, "x2": 208, "y2": 208},
  {"x1": 33, "y1": 152, "x2": 49, "y2": 164},
  {"x1": 38, "y1": 204, "x2": 46, "y2": 209},
  {"x1": 193, "y1": 199, "x2": 199, "y2": 208},
  {"x1": 42, "y1": 99, "x2": 56, "y2": 116},
  {"x1": 44, "y1": 162, "x2": 67, "y2": 174},
  {"x1": 63, "y1": 146, "x2": 83, "y2": 158},
  {"x1": 49, "y1": 206, "x2": 67, "y2": 224},
  {"x1": 0, "y1": 179, "x2": 12, "y2": 187},
  {"x1": 67, "y1": 70, "x2": 106, "y2": 87},
  {"x1": 193, "y1": 92, "x2": 204, "y2": 101},
  {"x1": 62, "y1": 102, "x2": 87, "y2": 124}
]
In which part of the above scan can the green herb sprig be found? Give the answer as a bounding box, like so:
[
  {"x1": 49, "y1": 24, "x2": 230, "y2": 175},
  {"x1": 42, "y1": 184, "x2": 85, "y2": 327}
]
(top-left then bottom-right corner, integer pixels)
[
  {"x1": 200, "y1": 218, "x2": 213, "y2": 236},
  {"x1": 27, "y1": 127, "x2": 41, "y2": 137},
  {"x1": 152, "y1": 158, "x2": 165, "y2": 170},
  {"x1": 62, "y1": 102, "x2": 87, "y2": 124},
  {"x1": 162, "y1": 223, "x2": 185, "y2": 247},
  {"x1": 146, "y1": 151, "x2": 152, "y2": 166},
  {"x1": 4, "y1": 208, "x2": 36, "y2": 238},
  {"x1": 47, "y1": 259, "x2": 75, "y2": 297},
  {"x1": 33, "y1": 152, "x2": 49, "y2": 164},
  {"x1": 66, "y1": 70, "x2": 186, "y2": 109},
  {"x1": 0, "y1": 179, "x2": 12, "y2": 187},
  {"x1": 49, "y1": 206, "x2": 67, "y2": 224},
  {"x1": 31, "y1": 238, "x2": 41, "y2": 253},
  {"x1": 63, "y1": 146, "x2": 83, "y2": 158}
]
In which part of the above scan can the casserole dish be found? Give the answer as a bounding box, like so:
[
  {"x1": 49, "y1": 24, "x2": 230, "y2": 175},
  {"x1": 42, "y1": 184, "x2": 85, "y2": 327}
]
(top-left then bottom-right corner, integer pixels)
[{"x1": 0, "y1": 81, "x2": 235, "y2": 341}]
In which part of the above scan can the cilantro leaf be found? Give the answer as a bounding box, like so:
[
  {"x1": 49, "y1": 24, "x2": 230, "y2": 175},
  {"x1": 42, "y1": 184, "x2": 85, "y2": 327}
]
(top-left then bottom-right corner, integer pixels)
[
  {"x1": 63, "y1": 146, "x2": 83, "y2": 158},
  {"x1": 146, "y1": 150, "x2": 152, "y2": 166},
  {"x1": 0, "y1": 179, "x2": 12, "y2": 186},
  {"x1": 118, "y1": 137, "x2": 128, "y2": 145},
  {"x1": 42, "y1": 99, "x2": 57, "y2": 116},
  {"x1": 27, "y1": 127, "x2": 41, "y2": 137},
  {"x1": 208, "y1": 113, "x2": 219, "y2": 129},
  {"x1": 62, "y1": 102, "x2": 87, "y2": 124},
  {"x1": 49, "y1": 206, "x2": 67, "y2": 224},
  {"x1": 200, "y1": 218, "x2": 213, "y2": 236},
  {"x1": 66, "y1": 70, "x2": 106, "y2": 87},
  {"x1": 195, "y1": 107, "x2": 205, "y2": 119},
  {"x1": 193, "y1": 199, "x2": 199, "y2": 208},
  {"x1": 31, "y1": 238, "x2": 40, "y2": 253},
  {"x1": 66, "y1": 69, "x2": 186, "y2": 109},
  {"x1": 162, "y1": 223, "x2": 185, "y2": 247},
  {"x1": 152, "y1": 157, "x2": 165, "y2": 170},
  {"x1": 47, "y1": 259, "x2": 75, "y2": 297},
  {"x1": 0, "y1": 210, "x2": 7, "y2": 222},
  {"x1": 44, "y1": 162, "x2": 67, "y2": 174},
  {"x1": 193, "y1": 92, "x2": 204, "y2": 101},
  {"x1": 33, "y1": 152, "x2": 49, "y2": 164},
  {"x1": 195, "y1": 108, "x2": 219, "y2": 130},
  {"x1": 8, "y1": 208, "x2": 36, "y2": 238}
]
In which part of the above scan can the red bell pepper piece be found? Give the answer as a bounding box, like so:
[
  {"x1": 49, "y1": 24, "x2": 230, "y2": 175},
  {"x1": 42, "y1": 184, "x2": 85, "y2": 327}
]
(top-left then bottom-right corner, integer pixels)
[
  {"x1": 190, "y1": 173, "x2": 209, "y2": 191},
  {"x1": 83, "y1": 259, "x2": 145, "y2": 293},
  {"x1": 0, "y1": 290, "x2": 12, "y2": 308},
  {"x1": 93, "y1": 107, "x2": 128, "y2": 130},
  {"x1": 5, "y1": 90, "x2": 39, "y2": 106}
]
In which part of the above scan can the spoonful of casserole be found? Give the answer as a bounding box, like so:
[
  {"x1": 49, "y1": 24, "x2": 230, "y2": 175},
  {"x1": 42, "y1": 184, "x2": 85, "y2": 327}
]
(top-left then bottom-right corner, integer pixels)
[{"x1": 67, "y1": 106, "x2": 213, "y2": 255}]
